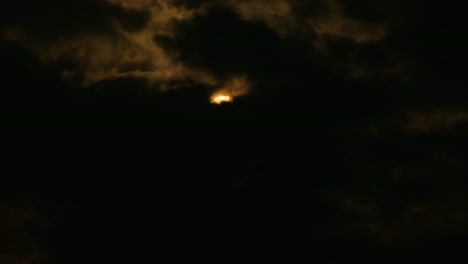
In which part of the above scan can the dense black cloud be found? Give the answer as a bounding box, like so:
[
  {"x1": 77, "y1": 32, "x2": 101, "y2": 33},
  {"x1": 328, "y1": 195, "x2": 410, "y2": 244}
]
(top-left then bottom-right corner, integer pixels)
[
  {"x1": 0, "y1": 0, "x2": 150, "y2": 35},
  {"x1": 386, "y1": 1, "x2": 468, "y2": 105},
  {"x1": 2, "y1": 0, "x2": 468, "y2": 263}
]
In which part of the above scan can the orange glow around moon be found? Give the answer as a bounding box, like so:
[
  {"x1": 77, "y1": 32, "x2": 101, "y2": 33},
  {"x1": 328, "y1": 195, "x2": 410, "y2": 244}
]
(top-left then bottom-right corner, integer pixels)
[
  {"x1": 211, "y1": 94, "x2": 233, "y2": 104},
  {"x1": 210, "y1": 76, "x2": 250, "y2": 105}
]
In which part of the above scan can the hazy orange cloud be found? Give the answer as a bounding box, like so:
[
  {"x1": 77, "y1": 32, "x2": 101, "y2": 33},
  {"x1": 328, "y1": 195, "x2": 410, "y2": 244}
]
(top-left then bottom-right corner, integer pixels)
[
  {"x1": 229, "y1": 0, "x2": 389, "y2": 43},
  {"x1": 1, "y1": 0, "x2": 259, "y2": 103},
  {"x1": 404, "y1": 109, "x2": 468, "y2": 133},
  {"x1": 227, "y1": 0, "x2": 394, "y2": 81},
  {"x1": 328, "y1": 185, "x2": 468, "y2": 243},
  {"x1": 228, "y1": 0, "x2": 292, "y2": 36},
  {"x1": 1, "y1": 0, "x2": 394, "y2": 91},
  {"x1": 312, "y1": 0, "x2": 388, "y2": 43},
  {"x1": 2, "y1": 0, "x2": 219, "y2": 89}
]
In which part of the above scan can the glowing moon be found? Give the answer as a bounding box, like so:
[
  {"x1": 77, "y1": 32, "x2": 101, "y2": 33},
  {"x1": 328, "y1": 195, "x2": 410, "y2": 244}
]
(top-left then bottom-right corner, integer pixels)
[
  {"x1": 211, "y1": 94, "x2": 233, "y2": 104},
  {"x1": 210, "y1": 76, "x2": 250, "y2": 105}
]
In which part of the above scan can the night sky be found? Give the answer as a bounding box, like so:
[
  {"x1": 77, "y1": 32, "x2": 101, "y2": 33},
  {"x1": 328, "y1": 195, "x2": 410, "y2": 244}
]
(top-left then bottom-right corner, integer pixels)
[{"x1": 1, "y1": 0, "x2": 468, "y2": 263}]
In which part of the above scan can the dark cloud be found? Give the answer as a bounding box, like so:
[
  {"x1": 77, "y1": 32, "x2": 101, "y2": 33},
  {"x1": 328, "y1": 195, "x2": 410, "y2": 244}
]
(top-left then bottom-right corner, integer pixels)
[
  {"x1": 2, "y1": 0, "x2": 468, "y2": 263},
  {"x1": 0, "y1": 195, "x2": 50, "y2": 264},
  {"x1": 1, "y1": 1, "x2": 126, "y2": 37}
]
